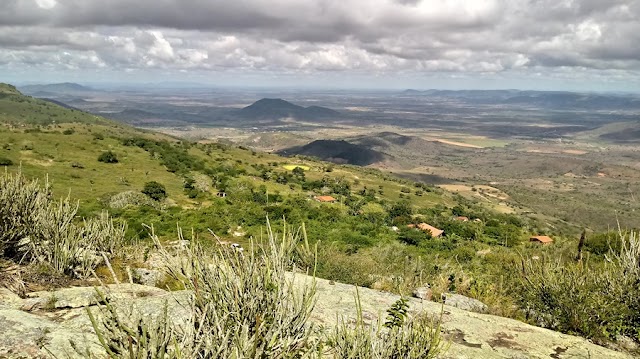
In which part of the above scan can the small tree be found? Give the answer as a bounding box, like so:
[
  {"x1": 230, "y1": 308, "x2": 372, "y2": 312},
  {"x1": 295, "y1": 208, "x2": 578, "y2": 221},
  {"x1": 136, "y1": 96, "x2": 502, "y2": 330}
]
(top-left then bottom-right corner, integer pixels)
[
  {"x1": 142, "y1": 181, "x2": 167, "y2": 201},
  {"x1": 98, "y1": 151, "x2": 118, "y2": 163}
]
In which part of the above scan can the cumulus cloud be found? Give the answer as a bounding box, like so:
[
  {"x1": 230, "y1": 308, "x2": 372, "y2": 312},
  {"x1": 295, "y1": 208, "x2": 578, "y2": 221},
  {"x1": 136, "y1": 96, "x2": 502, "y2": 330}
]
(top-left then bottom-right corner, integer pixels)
[{"x1": 0, "y1": 0, "x2": 639, "y2": 87}]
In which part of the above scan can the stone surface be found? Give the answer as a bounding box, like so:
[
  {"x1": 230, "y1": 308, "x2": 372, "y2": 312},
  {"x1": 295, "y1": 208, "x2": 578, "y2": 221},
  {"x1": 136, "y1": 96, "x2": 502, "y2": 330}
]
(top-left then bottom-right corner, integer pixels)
[
  {"x1": 412, "y1": 285, "x2": 433, "y2": 301},
  {"x1": 22, "y1": 283, "x2": 167, "y2": 311},
  {"x1": 0, "y1": 275, "x2": 635, "y2": 359},
  {"x1": 132, "y1": 268, "x2": 165, "y2": 287},
  {"x1": 442, "y1": 292, "x2": 488, "y2": 313},
  {"x1": 297, "y1": 274, "x2": 634, "y2": 359},
  {"x1": 0, "y1": 288, "x2": 24, "y2": 309}
]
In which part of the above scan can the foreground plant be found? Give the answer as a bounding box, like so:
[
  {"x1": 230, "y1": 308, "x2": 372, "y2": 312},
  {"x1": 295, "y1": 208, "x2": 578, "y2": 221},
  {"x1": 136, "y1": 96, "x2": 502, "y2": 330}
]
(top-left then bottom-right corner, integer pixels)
[
  {"x1": 88, "y1": 221, "x2": 320, "y2": 358},
  {"x1": 0, "y1": 171, "x2": 125, "y2": 278},
  {"x1": 328, "y1": 292, "x2": 447, "y2": 359}
]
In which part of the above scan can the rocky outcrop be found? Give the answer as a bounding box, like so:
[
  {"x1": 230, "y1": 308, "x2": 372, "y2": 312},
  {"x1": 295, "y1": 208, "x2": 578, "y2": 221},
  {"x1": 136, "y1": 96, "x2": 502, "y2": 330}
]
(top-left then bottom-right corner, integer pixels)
[
  {"x1": 0, "y1": 276, "x2": 634, "y2": 359},
  {"x1": 441, "y1": 292, "x2": 488, "y2": 313},
  {"x1": 132, "y1": 268, "x2": 165, "y2": 287}
]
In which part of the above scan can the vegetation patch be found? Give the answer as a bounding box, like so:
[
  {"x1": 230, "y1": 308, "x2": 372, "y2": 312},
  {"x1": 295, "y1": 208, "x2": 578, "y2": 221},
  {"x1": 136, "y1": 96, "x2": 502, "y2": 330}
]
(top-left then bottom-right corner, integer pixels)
[{"x1": 283, "y1": 164, "x2": 310, "y2": 171}]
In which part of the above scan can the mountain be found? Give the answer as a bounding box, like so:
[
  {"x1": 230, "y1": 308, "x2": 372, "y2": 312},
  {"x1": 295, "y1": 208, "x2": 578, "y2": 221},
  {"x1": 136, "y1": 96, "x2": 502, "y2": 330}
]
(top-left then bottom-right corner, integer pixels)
[
  {"x1": 398, "y1": 89, "x2": 640, "y2": 110},
  {"x1": 239, "y1": 98, "x2": 339, "y2": 120},
  {"x1": 278, "y1": 139, "x2": 387, "y2": 166},
  {"x1": 19, "y1": 82, "x2": 96, "y2": 95}
]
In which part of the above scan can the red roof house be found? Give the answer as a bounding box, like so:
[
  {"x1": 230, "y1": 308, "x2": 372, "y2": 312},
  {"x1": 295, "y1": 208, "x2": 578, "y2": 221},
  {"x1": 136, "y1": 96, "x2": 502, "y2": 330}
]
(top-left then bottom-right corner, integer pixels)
[
  {"x1": 409, "y1": 223, "x2": 444, "y2": 238},
  {"x1": 530, "y1": 235, "x2": 553, "y2": 244}
]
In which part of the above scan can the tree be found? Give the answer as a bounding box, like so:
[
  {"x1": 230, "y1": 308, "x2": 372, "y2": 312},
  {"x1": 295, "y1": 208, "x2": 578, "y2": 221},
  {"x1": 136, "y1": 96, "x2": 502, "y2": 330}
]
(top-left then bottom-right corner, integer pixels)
[
  {"x1": 142, "y1": 181, "x2": 168, "y2": 201},
  {"x1": 292, "y1": 166, "x2": 306, "y2": 178},
  {"x1": 98, "y1": 151, "x2": 119, "y2": 163},
  {"x1": 397, "y1": 227, "x2": 431, "y2": 246},
  {"x1": 388, "y1": 201, "x2": 413, "y2": 224}
]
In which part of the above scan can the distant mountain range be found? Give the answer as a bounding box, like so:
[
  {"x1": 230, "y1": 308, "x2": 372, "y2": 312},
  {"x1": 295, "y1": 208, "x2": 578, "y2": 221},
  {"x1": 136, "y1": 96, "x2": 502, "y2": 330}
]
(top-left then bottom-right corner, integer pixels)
[
  {"x1": 400, "y1": 89, "x2": 640, "y2": 110},
  {"x1": 19, "y1": 83, "x2": 97, "y2": 97},
  {"x1": 239, "y1": 98, "x2": 339, "y2": 120}
]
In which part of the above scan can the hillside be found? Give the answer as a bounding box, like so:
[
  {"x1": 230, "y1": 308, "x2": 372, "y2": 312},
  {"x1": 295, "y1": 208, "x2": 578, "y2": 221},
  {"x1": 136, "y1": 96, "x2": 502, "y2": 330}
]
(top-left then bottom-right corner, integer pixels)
[
  {"x1": 0, "y1": 84, "x2": 22, "y2": 96},
  {"x1": 239, "y1": 98, "x2": 339, "y2": 120},
  {"x1": 0, "y1": 83, "x2": 453, "y2": 230},
  {"x1": 0, "y1": 83, "x2": 111, "y2": 126}
]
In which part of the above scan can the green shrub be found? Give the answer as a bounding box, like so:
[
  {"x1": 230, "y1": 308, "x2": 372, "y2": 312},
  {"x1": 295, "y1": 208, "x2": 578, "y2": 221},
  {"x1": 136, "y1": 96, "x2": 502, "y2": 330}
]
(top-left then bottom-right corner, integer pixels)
[
  {"x1": 62, "y1": 128, "x2": 75, "y2": 135},
  {"x1": 328, "y1": 291, "x2": 446, "y2": 358},
  {"x1": 517, "y1": 230, "x2": 640, "y2": 344},
  {"x1": 585, "y1": 231, "x2": 621, "y2": 256},
  {"x1": 0, "y1": 157, "x2": 13, "y2": 166},
  {"x1": 98, "y1": 151, "x2": 118, "y2": 163},
  {"x1": 142, "y1": 181, "x2": 167, "y2": 201},
  {"x1": 397, "y1": 227, "x2": 431, "y2": 246}
]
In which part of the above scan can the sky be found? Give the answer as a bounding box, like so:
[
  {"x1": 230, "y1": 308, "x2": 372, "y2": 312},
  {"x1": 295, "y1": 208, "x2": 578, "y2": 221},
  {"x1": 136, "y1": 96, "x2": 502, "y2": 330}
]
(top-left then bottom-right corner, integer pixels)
[{"x1": 1, "y1": 0, "x2": 639, "y2": 91}]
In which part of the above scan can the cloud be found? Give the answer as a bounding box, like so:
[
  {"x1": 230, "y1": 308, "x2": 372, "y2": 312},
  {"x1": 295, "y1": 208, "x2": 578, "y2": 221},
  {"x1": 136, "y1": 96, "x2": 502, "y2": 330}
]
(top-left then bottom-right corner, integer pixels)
[{"x1": 0, "y1": 0, "x2": 639, "y2": 87}]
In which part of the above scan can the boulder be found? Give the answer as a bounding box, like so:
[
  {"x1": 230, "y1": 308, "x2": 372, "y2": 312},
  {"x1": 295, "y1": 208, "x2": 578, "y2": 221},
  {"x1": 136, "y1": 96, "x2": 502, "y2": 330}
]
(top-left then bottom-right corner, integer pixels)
[
  {"x1": 0, "y1": 288, "x2": 23, "y2": 309},
  {"x1": 133, "y1": 268, "x2": 165, "y2": 287},
  {"x1": 22, "y1": 283, "x2": 167, "y2": 311},
  {"x1": 412, "y1": 285, "x2": 433, "y2": 301},
  {"x1": 442, "y1": 292, "x2": 488, "y2": 313}
]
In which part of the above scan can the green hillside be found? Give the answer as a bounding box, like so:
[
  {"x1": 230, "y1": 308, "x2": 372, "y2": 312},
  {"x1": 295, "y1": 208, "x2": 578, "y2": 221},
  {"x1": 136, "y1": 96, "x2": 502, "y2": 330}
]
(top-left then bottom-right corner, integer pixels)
[{"x1": 0, "y1": 84, "x2": 109, "y2": 126}]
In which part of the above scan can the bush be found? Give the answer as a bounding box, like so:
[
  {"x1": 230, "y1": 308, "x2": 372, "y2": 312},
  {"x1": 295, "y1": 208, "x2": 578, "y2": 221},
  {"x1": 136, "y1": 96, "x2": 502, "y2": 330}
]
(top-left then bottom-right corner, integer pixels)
[
  {"x1": 88, "y1": 222, "x2": 320, "y2": 358},
  {"x1": 62, "y1": 128, "x2": 75, "y2": 135},
  {"x1": 98, "y1": 151, "x2": 118, "y2": 163},
  {"x1": 107, "y1": 191, "x2": 161, "y2": 210},
  {"x1": 142, "y1": 181, "x2": 167, "y2": 201},
  {"x1": 328, "y1": 294, "x2": 446, "y2": 358},
  {"x1": 398, "y1": 227, "x2": 431, "y2": 246},
  {"x1": 585, "y1": 231, "x2": 621, "y2": 256},
  {"x1": 0, "y1": 157, "x2": 13, "y2": 166},
  {"x1": 0, "y1": 171, "x2": 125, "y2": 278},
  {"x1": 517, "y1": 230, "x2": 640, "y2": 344}
]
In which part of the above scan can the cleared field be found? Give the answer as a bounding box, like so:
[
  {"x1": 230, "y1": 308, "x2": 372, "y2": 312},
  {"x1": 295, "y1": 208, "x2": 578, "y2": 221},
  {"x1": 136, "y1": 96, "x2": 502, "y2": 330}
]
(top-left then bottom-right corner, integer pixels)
[
  {"x1": 430, "y1": 138, "x2": 484, "y2": 148},
  {"x1": 283, "y1": 164, "x2": 310, "y2": 171}
]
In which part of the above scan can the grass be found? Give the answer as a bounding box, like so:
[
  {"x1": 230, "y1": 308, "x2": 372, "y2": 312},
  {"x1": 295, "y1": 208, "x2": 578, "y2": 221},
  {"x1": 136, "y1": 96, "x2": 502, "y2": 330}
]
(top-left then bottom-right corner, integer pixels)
[{"x1": 0, "y1": 124, "x2": 191, "y2": 207}]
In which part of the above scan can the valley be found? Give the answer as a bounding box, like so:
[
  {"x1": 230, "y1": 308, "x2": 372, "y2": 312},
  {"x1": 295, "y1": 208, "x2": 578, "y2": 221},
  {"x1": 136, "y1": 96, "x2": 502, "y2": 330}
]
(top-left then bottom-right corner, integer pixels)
[{"x1": 26, "y1": 84, "x2": 640, "y2": 232}]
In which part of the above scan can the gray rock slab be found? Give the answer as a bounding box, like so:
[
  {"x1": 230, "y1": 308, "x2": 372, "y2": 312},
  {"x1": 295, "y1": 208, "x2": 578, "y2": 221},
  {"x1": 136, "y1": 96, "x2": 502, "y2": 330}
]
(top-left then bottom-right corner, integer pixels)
[{"x1": 0, "y1": 276, "x2": 634, "y2": 359}]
